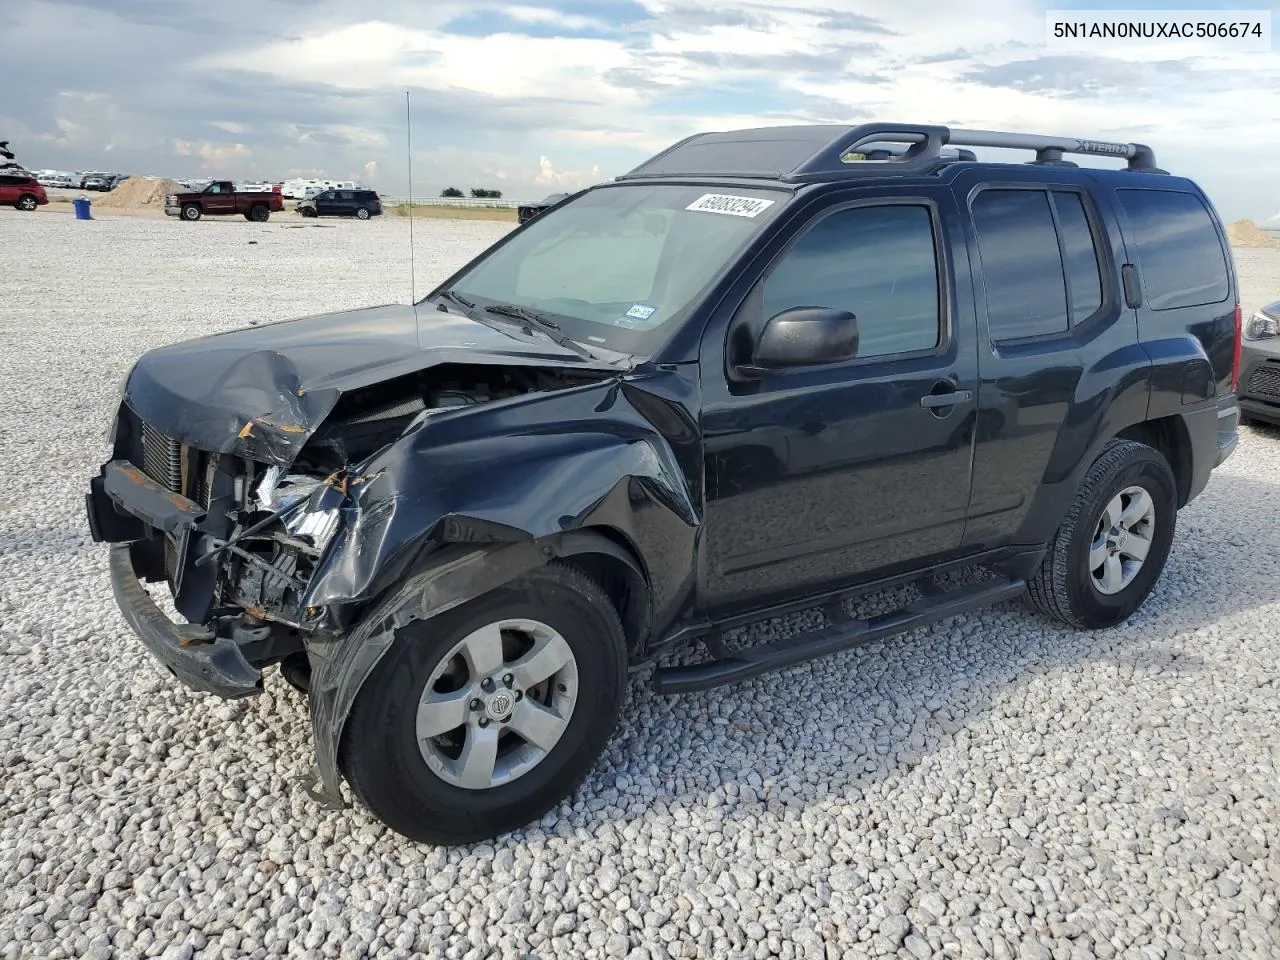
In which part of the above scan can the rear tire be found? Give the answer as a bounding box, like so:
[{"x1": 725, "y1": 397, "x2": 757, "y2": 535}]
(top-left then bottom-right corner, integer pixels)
[
  {"x1": 339, "y1": 562, "x2": 628, "y2": 844},
  {"x1": 181, "y1": 204, "x2": 201, "y2": 221},
  {"x1": 1028, "y1": 439, "x2": 1177, "y2": 630},
  {"x1": 355, "y1": 206, "x2": 370, "y2": 220},
  {"x1": 249, "y1": 204, "x2": 270, "y2": 222},
  {"x1": 17, "y1": 194, "x2": 38, "y2": 211}
]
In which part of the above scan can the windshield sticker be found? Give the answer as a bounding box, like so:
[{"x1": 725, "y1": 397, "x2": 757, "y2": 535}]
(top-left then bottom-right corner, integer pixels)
[
  {"x1": 625, "y1": 303, "x2": 657, "y2": 321},
  {"x1": 685, "y1": 194, "x2": 776, "y2": 218}
]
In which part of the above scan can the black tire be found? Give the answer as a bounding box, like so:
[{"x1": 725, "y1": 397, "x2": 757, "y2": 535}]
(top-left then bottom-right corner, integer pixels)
[
  {"x1": 1028, "y1": 439, "x2": 1177, "y2": 630},
  {"x1": 17, "y1": 194, "x2": 38, "y2": 211},
  {"x1": 300, "y1": 207, "x2": 316, "y2": 218},
  {"x1": 181, "y1": 204, "x2": 201, "y2": 221},
  {"x1": 339, "y1": 562, "x2": 628, "y2": 844},
  {"x1": 355, "y1": 206, "x2": 370, "y2": 220},
  {"x1": 249, "y1": 204, "x2": 270, "y2": 222}
]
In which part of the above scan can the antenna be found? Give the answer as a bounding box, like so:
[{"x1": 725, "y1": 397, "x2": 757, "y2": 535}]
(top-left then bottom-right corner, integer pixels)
[{"x1": 405, "y1": 89, "x2": 417, "y2": 303}]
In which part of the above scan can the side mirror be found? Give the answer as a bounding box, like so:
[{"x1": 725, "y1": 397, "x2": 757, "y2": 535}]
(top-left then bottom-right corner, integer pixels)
[{"x1": 748, "y1": 306, "x2": 859, "y2": 372}]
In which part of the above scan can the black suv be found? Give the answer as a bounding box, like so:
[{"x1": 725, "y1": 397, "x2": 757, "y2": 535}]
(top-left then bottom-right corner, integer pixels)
[
  {"x1": 297, "y1": 188, "x2": 382, "y2": 220},
  {"x1": 86, "y1": 123, "x2": 1242, "y2": 844}
]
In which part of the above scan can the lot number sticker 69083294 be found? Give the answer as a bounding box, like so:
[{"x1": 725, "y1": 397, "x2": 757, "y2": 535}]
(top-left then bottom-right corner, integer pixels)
[{"x1": 685, "y1": 194, "x2": 776, "y2": 218}]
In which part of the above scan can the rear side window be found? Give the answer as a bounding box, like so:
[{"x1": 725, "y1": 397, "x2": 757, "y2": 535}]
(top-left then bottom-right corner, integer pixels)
[
  {"x1": 971, "y1": 190, "x2": 1068, "y2": 339},
  {"x1": 1115, "y1": 189, "x2": 1229, "y2": 310},
  {"x1": 762, "y1": 203, "x2": 941, "y2": 359},
  {"x1": 1052, "y1": 191, "x2": 1103, "y2": 325}
]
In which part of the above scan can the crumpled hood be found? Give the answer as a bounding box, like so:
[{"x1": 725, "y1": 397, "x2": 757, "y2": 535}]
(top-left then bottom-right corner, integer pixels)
[{"x1": 121, "y1": 302, "x2": 618, "y2": 465}]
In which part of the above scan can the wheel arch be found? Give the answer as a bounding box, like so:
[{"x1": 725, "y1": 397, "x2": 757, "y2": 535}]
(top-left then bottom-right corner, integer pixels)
[
  {"x1": 1115, "y1": 415, "x2": 1194, "y2": 507},
  {"x1": 303, "y1": 527, "x2": 652, "y2": 807}
]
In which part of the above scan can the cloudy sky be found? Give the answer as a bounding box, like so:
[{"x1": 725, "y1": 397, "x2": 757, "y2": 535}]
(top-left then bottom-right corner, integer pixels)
[{"x1": 5, "y1": 0, "x2": 1279, "y2": 219}]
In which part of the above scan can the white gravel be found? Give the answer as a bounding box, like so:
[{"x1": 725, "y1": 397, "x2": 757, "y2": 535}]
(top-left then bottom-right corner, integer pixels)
[{"x1": 2, "y1": 207, "x2": 1279, "y2": 960}]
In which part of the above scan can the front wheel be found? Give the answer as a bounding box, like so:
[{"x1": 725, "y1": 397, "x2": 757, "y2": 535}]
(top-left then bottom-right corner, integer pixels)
[
  {"x1": 1028, "y1": 439, "x2": 1177, "y2": 630},
  {"x1": 181, "y1": 204, "x2": 201, "y2": 221},
  {"x1": 339, "y1": 562, "x2": 628, "y2": 844}
]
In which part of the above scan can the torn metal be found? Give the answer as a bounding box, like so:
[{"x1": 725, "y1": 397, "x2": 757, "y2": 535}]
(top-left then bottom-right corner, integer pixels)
[{"x1": 93, "y1": 300, "x2": 705, "y2": 804}]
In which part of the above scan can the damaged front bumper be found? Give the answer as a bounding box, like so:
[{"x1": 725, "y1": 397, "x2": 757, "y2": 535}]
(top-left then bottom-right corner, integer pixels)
[
  {"x1": 108, "y1": 543, "x2": 263, "y2": 698},
  {"x1": 87, "y1": 453, "x2": 328, "y2": 693}
]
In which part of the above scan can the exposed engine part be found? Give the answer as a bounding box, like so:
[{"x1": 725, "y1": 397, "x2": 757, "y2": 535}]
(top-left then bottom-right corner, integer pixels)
[{"x1": 295, "y1": 364, "x2": 604, "y2": 472}]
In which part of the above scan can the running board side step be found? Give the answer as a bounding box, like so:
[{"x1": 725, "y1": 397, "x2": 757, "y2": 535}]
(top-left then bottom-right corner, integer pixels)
[{"x1": 653, "y1": 578, "x2": 1027, "y2": 695}]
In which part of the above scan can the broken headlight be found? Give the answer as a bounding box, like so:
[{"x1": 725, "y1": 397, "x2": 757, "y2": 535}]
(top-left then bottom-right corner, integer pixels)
[{"x1": 254, "y1": 466, "x2": 342, "y2": 553}]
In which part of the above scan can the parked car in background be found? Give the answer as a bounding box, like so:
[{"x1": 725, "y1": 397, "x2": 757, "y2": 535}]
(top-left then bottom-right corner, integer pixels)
[
  {"x1": 296, "y1": 188, "x2": 382, "y2": 220},
  {"x1": 164, "y1": 180, "x2": 284, "y2": 221},
  {"x1": 518, "y1": 192, "x2": 574, "y2": 224},
  {"x1": 83, "y1": 176, "x2": 110, "y2": 191},
  {"x1": 1236, "y1": 299, "x2": 1280, "y2": 424},
  {"x1": 0, "y1": 174, "x2": 48, "y2": 210}
]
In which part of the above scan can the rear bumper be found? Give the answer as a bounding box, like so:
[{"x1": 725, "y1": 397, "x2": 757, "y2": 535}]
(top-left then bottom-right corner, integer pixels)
[
  {"x1": 1181, "y1": 395, "x2": 1239, "y2": 504},
  {"x1": 110, "y1": 545, "x2": 263, "y2": 698}
]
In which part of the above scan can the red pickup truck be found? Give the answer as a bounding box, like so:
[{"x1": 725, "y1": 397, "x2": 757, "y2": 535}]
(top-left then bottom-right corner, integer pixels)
[{"x1": 165, "y1": 181, "x2": 283, "y2": 222}]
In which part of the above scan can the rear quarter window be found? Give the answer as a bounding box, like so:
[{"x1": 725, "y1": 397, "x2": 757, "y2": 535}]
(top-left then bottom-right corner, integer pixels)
[{"x1": 1115, "y1": 188, "x2": 1229, "y2": 311}]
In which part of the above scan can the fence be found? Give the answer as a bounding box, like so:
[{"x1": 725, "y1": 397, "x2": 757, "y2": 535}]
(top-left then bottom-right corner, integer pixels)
[{"x1": 375, "y1": 196, "x2": 525, "y2": 209}]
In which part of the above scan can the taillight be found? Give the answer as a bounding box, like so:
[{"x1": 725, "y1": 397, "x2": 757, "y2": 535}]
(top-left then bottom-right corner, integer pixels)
[{"x1": 1231, "y1": 302, "x2": 1242, "y2": 393}]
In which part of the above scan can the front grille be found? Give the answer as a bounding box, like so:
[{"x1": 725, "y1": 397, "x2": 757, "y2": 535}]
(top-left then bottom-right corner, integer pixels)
[
  {"x1": 141, "y1": 422, "x2": 182, "y2": 492},
  {"x1": 1246, "y1": 362, "x2": 1280, "y2": 401},
  {"x1": 139, "y1": 422, "x2": 183, "y2": 580}
]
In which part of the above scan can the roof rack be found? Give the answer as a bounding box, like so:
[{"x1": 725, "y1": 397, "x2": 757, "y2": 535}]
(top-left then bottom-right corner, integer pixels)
[{"x1": 616, "y1": 122, "x2": 1167, "y2": 183}]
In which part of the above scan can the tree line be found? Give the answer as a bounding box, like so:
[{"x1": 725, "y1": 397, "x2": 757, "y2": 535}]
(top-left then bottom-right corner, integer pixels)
[{"x1": 440, "y1": 187, "x2": 503, "y2": 199}]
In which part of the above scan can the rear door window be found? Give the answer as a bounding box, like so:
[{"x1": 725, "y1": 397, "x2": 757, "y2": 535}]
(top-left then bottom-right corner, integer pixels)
[
  {"x1": 1115, "y1": 189, "x2": 1229, "y2": 310},
  {"x1": 971, "y1": 190, "x2": 1069, "y2": 339}
]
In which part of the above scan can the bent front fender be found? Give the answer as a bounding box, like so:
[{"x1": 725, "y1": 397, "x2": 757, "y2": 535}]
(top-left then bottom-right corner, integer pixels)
[
  {"x1": 303, "y1": 539, "x2": 550, "y2": 806},
  {"x1": 303, "y1": 531, "x2": 649, "y2": 806},
  {"x1": 294, "y1": 373, "x2": 702, "y2": 804}
]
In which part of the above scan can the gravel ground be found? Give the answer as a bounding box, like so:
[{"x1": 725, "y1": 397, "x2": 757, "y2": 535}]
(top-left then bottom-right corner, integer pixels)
[{"x1": 2, "y1": 208, "x2": 1279, "y2": 960}]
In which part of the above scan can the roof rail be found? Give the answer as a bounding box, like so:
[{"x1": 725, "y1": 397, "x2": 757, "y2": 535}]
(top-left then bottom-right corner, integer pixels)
[{"x1": 615, "y1": 122, "x2": 1167, "y2": 183}]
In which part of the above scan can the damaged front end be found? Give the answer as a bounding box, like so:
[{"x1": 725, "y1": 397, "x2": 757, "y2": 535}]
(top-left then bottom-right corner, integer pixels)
[
  {"x1": 87, "y1": 362, "x2": 617, "y2": 689},
  {"x1": 88, "y1": 350, "x2": 700, "y2": 804}
]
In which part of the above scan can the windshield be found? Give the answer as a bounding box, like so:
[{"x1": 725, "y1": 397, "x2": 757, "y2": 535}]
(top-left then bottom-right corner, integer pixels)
[{"x1": 437, "y1": 183, "x2": 787, "y2": 356}]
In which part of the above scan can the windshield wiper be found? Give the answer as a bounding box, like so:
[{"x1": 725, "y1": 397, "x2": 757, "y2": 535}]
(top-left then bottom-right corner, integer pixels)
[
  {"x1": 483, "y1": 303, "x2": 601, "y2": 361},
  {"x1": 435, "y1": 288, "x2": 476, "y2": 311}
]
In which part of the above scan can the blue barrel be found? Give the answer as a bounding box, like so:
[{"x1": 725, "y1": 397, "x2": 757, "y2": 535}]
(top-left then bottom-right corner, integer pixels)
[{"x1": 73, "y1": 196, "x2": 92, "y2": 220}]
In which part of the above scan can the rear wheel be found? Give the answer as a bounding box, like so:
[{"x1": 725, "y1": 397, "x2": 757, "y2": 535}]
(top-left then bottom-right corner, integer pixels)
[
  {"x1": 249, "y1": 204, "x2": 270, "y2": 222},
  {"x1": 339, "y1": 563, "x2": 628, "y2": 844},
  {"x1": 16, "y1": 194, "x2": 38, "y2": 211},
  {"x1": 181, "y1": 204, "x2": 201, "y2": 221},
  {"x1": 1028, "y1": 439, "x2": 1177, "y2": 629},
  {"x1": 355, "y1": 206, "x2": 370, "y2": 220}
]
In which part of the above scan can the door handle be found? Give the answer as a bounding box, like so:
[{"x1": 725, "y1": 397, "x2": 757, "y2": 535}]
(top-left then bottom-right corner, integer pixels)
[{"x1": 919, "y1": 389, "x2": 972, "y2": 408}]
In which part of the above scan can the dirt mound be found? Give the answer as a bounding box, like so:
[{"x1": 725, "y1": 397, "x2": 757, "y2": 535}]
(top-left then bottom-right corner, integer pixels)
[
  {"x1": 94, "y1": 175, "x2": 185, "y2": 209},
  {"x1": 1226, "y1": 219, "x2": 1280, "y2": 249}
]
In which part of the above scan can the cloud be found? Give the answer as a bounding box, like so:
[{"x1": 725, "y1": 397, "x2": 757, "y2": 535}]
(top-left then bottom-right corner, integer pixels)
[
  {"x1": 534, "y1": 155, "x2": 604, "y2": 189},
  {"x1": 4, "y1": 0, "x2": 1280, "y2": 218},
  {"x1": 363, "y1": 159, "x2": 379, "y2": 182},
  {"x1": 172, "y1": 139, "x2": 252, "y2": 168}
]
